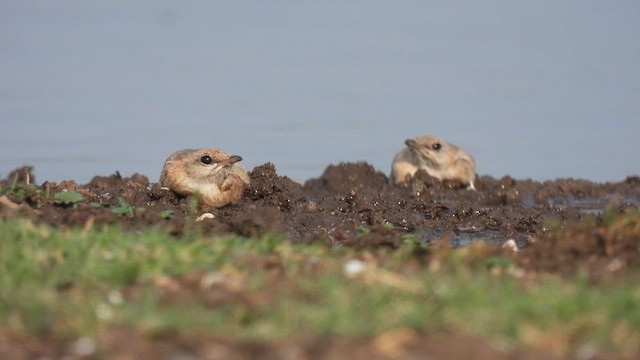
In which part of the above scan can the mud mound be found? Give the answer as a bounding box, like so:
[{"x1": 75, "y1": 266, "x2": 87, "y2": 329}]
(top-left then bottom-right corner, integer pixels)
[
  {"x1": 1, "y1": 163, "x2": 639, "y2": 276},
  {"x1": 517, "y1": 207, "x2": 640, "y2": 280},
  {"x1": 303, "y1": 161, "x2": 389, "y2": 199},
  {"x1": 246, "y1": 162, "x2": 306, "y2": 211}
]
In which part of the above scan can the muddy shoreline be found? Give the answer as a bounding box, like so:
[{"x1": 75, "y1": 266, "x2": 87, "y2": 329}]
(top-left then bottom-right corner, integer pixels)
[
  {"x1": 3, "y1": 162, "x2": 639, "y2": 276},
  {"x1": 2, "y1": 163, "x2": 639, "y2": 359}
]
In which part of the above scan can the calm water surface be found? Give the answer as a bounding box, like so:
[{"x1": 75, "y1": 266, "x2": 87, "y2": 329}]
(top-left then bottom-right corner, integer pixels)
[{"x1": 2, "y1": 2, "x2": 639, "y2": 184}]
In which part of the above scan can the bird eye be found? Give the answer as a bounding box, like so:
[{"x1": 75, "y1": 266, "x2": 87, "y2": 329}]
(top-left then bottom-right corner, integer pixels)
[
  {"x1": 200, "y1": 155, "x2": 213, "y2": 165},
  {"x1": 432, "y1": 143, "x2": 442, "y2": 150}
]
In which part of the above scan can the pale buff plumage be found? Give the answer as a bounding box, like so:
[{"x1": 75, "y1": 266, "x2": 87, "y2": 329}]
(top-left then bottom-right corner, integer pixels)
[
  {"x1": 390, "y1": 135, "x2": 476, "y2": 190},
  {"x1": 160, "y1": 148, "x2": 250, "y2": 208}
]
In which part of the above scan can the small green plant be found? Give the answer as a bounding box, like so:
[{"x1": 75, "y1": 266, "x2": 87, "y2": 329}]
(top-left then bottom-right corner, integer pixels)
[
  {"x1": 159, "y1": 209, "x2": 174, "y2": 220},
  {"x1": 0, "y1": 174, "x2": 37, "y2": 201},
  {"x1": 43, "y1": 183, "x2": 51, "y2": 198},
  {"x1": 356, "y1": 226, "x2": 371, "y2": 235},
  {"x1": 53, "y1": 190, "x2": 85, "y2": 207},
  {"x1": 10, "y1": 173, "x2": 18, "y2": 193},
  {"x1": 111, "y1": 197, "x2": 134, "y2": 217},
  {"x1": 382, "y1": 222, "x2": 395, "y2": 230},
  {"x1": 188, "y1": 195, "x2": 202, "y2": 213},
  {"x1": 390, "y1": 233, "x2": 429, "y2": 263},
  {"x1": 483, "y1": 256, "x2": 514, "y2": 270},
  {"x1": 399, "y1": 233, "x2": 420, "y2": 243}
]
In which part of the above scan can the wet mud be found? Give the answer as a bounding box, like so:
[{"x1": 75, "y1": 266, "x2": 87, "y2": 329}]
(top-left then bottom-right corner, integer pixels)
[
  {"x1": 2, "y1": 162, "x2": 640, "y2": 277},
  {"x1": 1, "y1": 163, "x2": 639, "y2": 359},
  {"x1": 4, "y1": 163, "x2": 638, "y2": 262}
]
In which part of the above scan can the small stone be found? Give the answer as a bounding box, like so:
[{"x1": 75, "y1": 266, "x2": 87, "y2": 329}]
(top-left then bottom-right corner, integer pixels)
[
  {"x1": 107, "y1": 290, "x2": 123, "y2": 305},
  {"x1": 502, "y1": 239, "x2": 519, "y2": 252},
  {"x1": 343, "y1": 259, "x2": 367, "y2": 278},
  {"x1": 70, "y1": 336, "x2": 96, "y2": 357},
  {"x1": 195, "y1": 213, "x2": 215, "y2": 221},
  {"x1": 95, "y1": 303, "x2": 113, "y2": 320}
]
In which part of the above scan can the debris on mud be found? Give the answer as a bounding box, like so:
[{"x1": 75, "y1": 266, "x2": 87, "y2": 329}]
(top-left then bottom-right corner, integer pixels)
[
  {"x1": 2, "y1": 163, "x2": 639, "y2": 360},
  {"x1": 1, "y1": 163, "x2": 639, "y2": 278}
]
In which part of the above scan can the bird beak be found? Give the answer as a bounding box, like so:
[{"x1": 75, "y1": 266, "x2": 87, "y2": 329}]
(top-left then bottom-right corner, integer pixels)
[
  {"x1": 405, "y1": 139, "x2": 418, "y2": 149},
  {"x1": 219, "y1": 155, "x2": 243, "y2": 167}
]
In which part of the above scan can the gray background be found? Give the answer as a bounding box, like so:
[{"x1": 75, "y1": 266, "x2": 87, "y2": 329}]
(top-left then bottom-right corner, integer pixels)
[{"x1": 2, "y1": 1, "x2": 639, "y2": 184}]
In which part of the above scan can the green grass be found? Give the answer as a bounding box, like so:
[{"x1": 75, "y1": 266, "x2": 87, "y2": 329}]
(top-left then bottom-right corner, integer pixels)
[{"x1": 0, "y1": 218, "x2": 639, "y2": 357}]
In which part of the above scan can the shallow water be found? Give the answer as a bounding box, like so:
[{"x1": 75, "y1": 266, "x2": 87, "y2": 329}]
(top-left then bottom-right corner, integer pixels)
[{"x1": 2, "y1": 2, "x2": 639, "y2": 184}]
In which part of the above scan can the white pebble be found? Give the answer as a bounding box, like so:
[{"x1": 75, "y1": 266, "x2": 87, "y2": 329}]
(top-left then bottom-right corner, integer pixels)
[
  {"x1": 200, "y1": 271, "x2": 226, "y2": 288},
  {"x1": 502, "y1": 239, "x2": 519, "y2": 252},
  {"x1": 195, "y1": 213, "x2": 215, "y2": 221},
  {"x1": 107, "y1": 290, "x2": 123, "y2": 305},
  {"x1": 70, "y1": 336, "x2": 96, "y2": 357},
  {"x1": 95, "y1": 303, "x2": 113, "y2": 320},
  {"x1": 343, "y1": 259, "x2": 367, "y2": 278}
]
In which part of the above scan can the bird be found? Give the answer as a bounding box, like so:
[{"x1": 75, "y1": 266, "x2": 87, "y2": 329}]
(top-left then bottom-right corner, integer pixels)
[
  {"x1": 160, "y1": 148, "x2": 250, "y2": 208},
  {"x1": 390, "y1": 135, "x2": 476, "y2": 190}
]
